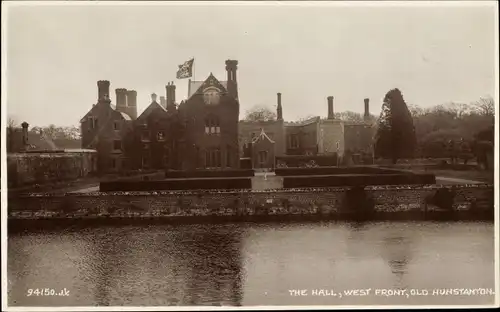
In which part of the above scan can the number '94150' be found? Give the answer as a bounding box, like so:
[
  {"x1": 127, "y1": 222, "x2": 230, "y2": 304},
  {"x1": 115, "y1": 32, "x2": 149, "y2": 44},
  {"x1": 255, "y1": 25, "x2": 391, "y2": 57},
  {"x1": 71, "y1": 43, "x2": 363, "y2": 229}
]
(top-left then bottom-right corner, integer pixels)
[{"x1": 27, "y1": 288, "x2": 70, "y2": 296}]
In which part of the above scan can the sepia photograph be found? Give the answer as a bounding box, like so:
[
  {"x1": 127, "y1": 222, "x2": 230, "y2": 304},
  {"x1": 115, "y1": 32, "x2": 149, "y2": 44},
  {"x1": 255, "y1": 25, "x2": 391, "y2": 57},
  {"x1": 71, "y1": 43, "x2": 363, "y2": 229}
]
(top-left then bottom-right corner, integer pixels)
[{"x1": 1, "y1": 0, "x2": 498, "y2": 310}]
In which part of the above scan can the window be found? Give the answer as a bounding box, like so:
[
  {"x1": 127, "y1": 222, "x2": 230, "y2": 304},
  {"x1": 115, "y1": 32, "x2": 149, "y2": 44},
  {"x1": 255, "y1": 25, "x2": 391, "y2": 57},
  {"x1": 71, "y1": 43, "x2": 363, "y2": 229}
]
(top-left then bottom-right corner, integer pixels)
[
  {"x1": 157, "y1": 131, "x2": 165, "y2": 141},
  {"x1": 291, "y1": 134, "x2": 299, "y2": 149},
  {"x1": 113, "y1": 121, "x2": 120, "y2": 130},
  {"x1": 226, "y1": 146, "x2": 231, "y2": 167},
  {"x1": 205, "y1": 148, "x2": 222, "y2": 168},
  {"x1": 113, "y1": 140, "x2": 121, "y2": 150},
  {"x1": 111, "y1": 158, "x2": 116, "y2": 169},
  {"x1": 205, "y1": 116, "x2": 220, "y2": 135},
  {"x1": 259, "y1": 151, "x2": 268, "y2": 164},
  {"x1": 142, "y1": 156, "x2": 150, "y2": 168},
  {"x1": 89, "y1": 117, "x2": 98, "y2": 129},
  {"x1": 162, "y1": 154, "x2": 168, "y2": 167},
  {"x1": 141, "y1": 130, "x2": 150, "y2": 141},
  {"x1": 94, "y1": 118, "x2": 99, "y2": 129}
]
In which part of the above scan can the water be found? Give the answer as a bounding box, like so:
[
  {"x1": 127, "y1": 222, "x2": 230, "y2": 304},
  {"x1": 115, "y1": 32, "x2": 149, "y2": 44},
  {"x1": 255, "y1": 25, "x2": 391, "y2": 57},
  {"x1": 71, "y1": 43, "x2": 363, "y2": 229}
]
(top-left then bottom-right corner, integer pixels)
[{"x1": 7, "y1": 221, "x2": 495, "y2": 306}]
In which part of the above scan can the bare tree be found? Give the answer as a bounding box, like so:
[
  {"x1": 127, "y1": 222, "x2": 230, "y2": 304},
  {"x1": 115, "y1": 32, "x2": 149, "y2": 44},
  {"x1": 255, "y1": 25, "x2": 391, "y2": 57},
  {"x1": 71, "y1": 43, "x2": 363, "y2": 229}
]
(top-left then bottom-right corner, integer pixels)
[
  {"x1": 7, "y1": 117, "x2": 18, "y2": 129},
  {"x1": 244, "y1": 105, "x2": 277, "y2": 122},
  {"x1": 473, "y1": 96, "x2": 495, "y2": 117}
]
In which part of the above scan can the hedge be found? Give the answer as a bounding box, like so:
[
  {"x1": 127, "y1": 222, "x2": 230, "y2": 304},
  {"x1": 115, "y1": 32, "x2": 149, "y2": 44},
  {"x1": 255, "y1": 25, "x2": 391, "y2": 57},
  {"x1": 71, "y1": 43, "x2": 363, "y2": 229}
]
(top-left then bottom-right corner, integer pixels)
[
  {"x1": 165, "y1": 169, "x2": 254, "y2": 179},
  {"x1": 283, "y1": 173, "x2": 436, "y2": 188},
  {"x1": 100, "y1": 177, "x2": 252, "y2": 191}
]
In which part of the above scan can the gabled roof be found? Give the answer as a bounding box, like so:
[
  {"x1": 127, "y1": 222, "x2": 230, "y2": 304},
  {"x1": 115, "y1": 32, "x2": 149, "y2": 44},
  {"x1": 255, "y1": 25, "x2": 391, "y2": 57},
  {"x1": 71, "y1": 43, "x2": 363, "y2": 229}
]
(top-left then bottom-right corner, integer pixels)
[
  {"x1": 137, "y1": 101, "x2": 167, "y2": 121},
  {"x1": 252, "y1": 128, "x2": 275, "y2": 144},
  {"x1": 188, "y1": 74, "x2": 228, "y2": 99},
  {"x1": 80, "y1": 102, "x2": 132, "y2": 123}
]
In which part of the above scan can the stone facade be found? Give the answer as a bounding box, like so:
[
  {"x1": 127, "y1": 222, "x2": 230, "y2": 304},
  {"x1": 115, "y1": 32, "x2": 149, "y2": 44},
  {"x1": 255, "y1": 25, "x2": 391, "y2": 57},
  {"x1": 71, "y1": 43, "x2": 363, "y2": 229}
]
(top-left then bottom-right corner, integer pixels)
[
  {"x1": 124, "y1": 93, "x2": 181, "y2": 170},
  {"x1": 238, "y1": 119, "x2": 286, "y2": 157},
  {"x1": 239, "y1": 95, "x2": 373, "y2": 163},
  {"x1": 7, "y1": 150, "x2": 97, "y2": 187},
  {"x1": 177, "y1": 67, "x2": 240, "y2": 170},
  {"x1": 80, "y1": 60, "x2": 240, "y2": 172},
  {"x1": 285, "y1": 117, "x2": 321, "y2": 156},
  {"x1": 251, "y1": 129, "x2": 276, "y2": 169},
  {"x1": 80, "y1": 80, "x2": 135, "y2": 173}
]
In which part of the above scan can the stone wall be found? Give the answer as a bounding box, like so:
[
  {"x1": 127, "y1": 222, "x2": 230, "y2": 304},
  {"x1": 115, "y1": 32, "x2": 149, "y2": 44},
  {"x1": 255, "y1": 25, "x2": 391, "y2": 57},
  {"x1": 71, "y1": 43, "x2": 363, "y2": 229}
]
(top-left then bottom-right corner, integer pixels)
[
  {"x1": 319, "y1": 119, "x2": 345, "y2": 157},
  {"x1": 8, "y1": 185, "x2": 493, "y2": 221},
  {"x1": 7, "y1": 152, "x2": 97, "y2": 187}
]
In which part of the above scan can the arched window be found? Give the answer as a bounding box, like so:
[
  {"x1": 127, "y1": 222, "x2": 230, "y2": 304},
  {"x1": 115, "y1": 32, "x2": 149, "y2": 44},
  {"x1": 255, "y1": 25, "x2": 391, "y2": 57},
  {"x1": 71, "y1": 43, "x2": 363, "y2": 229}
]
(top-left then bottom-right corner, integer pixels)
[{"x1": 205, "y1": 116, "x2": 220, "y2": 135}]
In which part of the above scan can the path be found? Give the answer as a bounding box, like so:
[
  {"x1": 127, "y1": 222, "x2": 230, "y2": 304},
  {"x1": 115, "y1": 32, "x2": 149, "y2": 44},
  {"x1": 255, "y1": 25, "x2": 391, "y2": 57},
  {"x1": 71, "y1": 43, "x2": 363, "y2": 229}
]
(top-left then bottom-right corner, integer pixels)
[
  {"x1": 435, "y1": 176, "x2": 485, "y2": 185},
  {"x1": 252, "y1": 172, "x2": 283, "y2": 190}
]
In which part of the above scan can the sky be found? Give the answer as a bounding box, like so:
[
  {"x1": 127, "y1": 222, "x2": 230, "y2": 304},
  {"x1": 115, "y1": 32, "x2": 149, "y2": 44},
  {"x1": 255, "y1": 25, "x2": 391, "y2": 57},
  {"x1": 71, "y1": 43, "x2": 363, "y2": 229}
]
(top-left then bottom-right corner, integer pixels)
[{"x1": 4, "y1": 1, "x2": 498, "y2": 127}]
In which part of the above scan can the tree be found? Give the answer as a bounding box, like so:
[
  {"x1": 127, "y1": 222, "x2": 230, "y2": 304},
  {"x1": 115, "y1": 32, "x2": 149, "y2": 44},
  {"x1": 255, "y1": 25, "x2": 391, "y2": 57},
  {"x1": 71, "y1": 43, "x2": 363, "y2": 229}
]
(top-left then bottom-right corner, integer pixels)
[
  {"x1": 374, "y1": 88, "x2": 417, "y2": 163},
  {"x1": 473, "y1": 96, "x2": 495, "y2": 118},
  {"x1": 244, "y1": 105, "x2": 276, "y2": 122}
]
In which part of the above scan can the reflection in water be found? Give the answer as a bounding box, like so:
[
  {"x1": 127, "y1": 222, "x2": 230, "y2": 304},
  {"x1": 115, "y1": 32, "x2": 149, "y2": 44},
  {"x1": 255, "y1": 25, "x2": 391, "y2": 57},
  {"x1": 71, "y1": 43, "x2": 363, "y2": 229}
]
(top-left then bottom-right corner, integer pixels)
[{"x1": 8, "y1": 222, "x2": 495, "y2": 306}]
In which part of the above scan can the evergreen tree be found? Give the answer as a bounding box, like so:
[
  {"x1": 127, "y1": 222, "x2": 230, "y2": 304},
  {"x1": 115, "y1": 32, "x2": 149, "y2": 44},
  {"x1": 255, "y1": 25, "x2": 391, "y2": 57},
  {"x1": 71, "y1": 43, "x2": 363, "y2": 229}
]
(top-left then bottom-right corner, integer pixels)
[{"x1": 375, "y1": 88, "x2": 416, "y2": 163}]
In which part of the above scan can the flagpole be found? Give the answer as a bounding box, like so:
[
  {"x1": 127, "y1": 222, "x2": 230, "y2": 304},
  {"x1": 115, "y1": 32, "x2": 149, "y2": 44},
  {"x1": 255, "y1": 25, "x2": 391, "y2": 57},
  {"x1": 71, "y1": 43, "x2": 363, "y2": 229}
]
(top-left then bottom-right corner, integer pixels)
[{"x1": 192, "y1": 57, "x2": 195, "y2": 81}]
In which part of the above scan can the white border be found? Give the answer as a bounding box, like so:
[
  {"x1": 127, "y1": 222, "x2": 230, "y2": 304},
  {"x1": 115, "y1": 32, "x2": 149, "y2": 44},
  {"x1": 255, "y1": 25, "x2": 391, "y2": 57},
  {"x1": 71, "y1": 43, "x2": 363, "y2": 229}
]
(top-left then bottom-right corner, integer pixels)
[{"x1": 1, "y1": 1, "x2": 499, "y2": 311}]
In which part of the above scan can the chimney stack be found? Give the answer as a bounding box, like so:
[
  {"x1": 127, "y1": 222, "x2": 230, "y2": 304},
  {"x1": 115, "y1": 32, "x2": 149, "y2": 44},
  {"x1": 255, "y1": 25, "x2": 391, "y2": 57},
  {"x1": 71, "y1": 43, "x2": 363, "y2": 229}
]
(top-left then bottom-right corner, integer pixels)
[
  {"x1": 166, "y1": 82, "x2": 176, "y2": 112},
  {"x1": 126, "y1": 90, "x2": 138, "y2": 119},
  {"x1": 364, "y1": 98, "x2": 370, "y2": 120},
  {"x1": 160, "y1": 96, "x2": 166, "y2": 108},
  {"x1": 277, "y1": 93, "x2": 283, "y2": 120},
  {"x1": 97, "y1": 80, "x2": 110, "y2": 102},
  {"x1": 327, "y1": 96, "x2": 334, "y2": 119},
  {"x1": 115, "y1": 88, "x2": 127, "y2": 112},
  {"x1": 21, "y1": 122, "x2": 29, "y2": 149},
  {"x1": 151, "y1": 93, "x2": 158, "y2": 103},
  {"x1": 225, "y1": 60, "x2": 238, "y2": 99},
  {"x1": 171, "y1": 81, "x2": 176, "y2": 104}
]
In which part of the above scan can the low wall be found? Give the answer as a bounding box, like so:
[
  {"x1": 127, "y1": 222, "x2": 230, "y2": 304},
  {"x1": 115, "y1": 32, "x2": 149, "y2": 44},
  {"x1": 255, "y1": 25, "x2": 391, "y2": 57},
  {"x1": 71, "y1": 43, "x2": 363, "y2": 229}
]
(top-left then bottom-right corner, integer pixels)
[
  {"x1": 8, "y1": 185, "x2": 493, "y2": 228},
  {"x1": 7, "y1": 152, "x2": 96, "y2": 187}
]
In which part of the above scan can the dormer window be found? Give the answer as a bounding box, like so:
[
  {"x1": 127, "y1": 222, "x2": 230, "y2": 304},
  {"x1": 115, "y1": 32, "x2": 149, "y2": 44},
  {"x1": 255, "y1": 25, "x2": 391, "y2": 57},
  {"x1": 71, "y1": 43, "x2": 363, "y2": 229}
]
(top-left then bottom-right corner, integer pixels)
[{"x1": 157, "y1": 131, "x2": 165, "y2": 141}]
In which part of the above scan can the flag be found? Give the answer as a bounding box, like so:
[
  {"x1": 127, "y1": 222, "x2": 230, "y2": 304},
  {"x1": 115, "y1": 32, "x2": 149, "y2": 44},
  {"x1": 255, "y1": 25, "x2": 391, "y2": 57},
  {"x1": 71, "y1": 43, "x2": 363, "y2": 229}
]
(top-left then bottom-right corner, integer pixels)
[{"x1": 176, "y1": 58, "x2": 194, "y2": 79}]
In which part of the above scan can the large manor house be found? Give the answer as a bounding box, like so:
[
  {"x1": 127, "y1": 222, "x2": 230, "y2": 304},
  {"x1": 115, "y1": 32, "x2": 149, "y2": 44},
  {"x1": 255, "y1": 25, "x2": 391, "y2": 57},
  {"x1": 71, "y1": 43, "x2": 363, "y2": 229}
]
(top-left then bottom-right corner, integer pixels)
[{"x1": 80, "y1": 60, "x2": 374, "y2": 172}]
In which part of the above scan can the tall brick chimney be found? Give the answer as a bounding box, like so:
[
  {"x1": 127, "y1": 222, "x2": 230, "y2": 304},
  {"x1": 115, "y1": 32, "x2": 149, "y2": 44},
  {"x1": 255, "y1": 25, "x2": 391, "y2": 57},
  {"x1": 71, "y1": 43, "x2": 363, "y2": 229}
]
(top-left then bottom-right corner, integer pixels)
[
  {"x1": 97, "y1": 80, "x2": 110, "y2": 102},
  {"x1": 21, "y1": 121, "x2": 29, "y2": 149},
  {"x1": 364, "y1": 98, "x2": 370, "y2": 120},
  {"x1": 115, "y1": 88, "x2": 127, "y2": 112},
  {"x1": 160, "y1": 96, "x2": 166, "y2": 109},
  {"x1": 225, "y1": 60, "x2": 238, "y2": 99},
  {"x1": 126, "y1": 90, "x2": 138, "y2": 119},
  {"x1": 277, "y1": 93, "x2": 283, "y2": 120},
  {"x1": 327, "y1": 96, "x2": 334, "y2": 119},
  {"x1": 166, "y1": 82, "x2": 176, "y2": 112}
]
